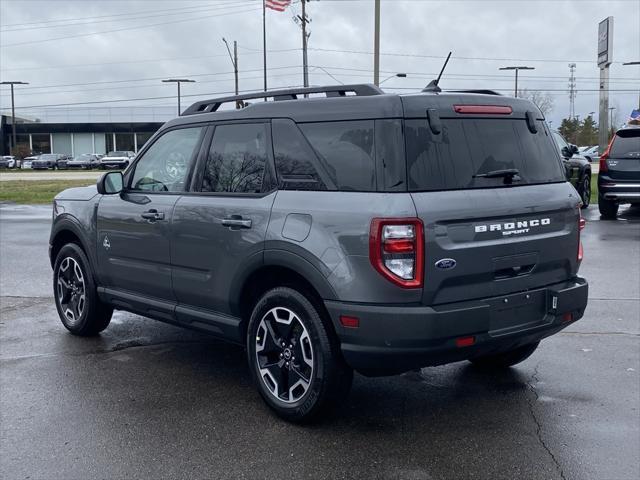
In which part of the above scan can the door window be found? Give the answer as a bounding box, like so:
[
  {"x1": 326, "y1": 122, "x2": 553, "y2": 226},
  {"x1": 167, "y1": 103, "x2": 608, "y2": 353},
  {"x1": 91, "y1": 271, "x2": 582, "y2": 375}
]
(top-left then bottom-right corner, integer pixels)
[
  {"x1": 202, "y1": 123, "x2": 268, "y2": 193},
  {"x1": 130, "y1": 127, "x2": 203, "y2": 192}
]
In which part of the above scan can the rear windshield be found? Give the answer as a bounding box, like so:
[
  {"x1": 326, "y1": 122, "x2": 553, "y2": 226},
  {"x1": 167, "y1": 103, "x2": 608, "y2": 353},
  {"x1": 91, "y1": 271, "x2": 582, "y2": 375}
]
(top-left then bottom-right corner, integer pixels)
[
  {"x1": 610, "y1": 129, "x2": 640, "y2": 158},
  {"x1": 406, "y1": 118, "x2": 565, "y2": 191}
]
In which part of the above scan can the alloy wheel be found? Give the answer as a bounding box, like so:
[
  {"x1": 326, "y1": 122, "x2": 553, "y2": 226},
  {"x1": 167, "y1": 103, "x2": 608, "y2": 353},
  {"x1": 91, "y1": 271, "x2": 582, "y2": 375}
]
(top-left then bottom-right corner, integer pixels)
[
  {"x1": 582, "y1": 176, "x2": 591, "y2": 206},
  {"x1": 255, "y1": 307, "x2": 314, "y2": 403},
  {"x1": 56, "y1": 257, "x2": 86, "y2": 326}
]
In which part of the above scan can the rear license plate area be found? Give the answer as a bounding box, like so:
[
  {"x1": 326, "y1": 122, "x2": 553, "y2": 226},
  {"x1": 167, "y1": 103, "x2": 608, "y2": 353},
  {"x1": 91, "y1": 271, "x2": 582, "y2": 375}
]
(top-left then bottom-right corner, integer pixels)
[{"x1": 485, "y1": 290, "x2": 548, "y2": 334}]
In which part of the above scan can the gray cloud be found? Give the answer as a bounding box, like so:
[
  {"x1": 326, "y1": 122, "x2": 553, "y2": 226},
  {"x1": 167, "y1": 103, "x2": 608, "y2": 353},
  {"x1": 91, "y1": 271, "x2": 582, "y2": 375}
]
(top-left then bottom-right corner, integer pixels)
[{"x1": 1, "y1": 0, "x2": 638, "y2": 126}]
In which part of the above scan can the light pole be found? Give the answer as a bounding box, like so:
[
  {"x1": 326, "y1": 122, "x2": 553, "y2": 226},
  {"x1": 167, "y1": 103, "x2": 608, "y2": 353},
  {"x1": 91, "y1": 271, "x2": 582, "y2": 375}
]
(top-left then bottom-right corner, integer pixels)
[
  {"x1": 622, "y1": 61, "x2": 640, "y2": 109},
  {"x1": 609, "y1": 107, "x2": 616, "y2": 132},
  {"x1": 379, "y1": 73, "x2": 407, "y2": 85},
  {"x1": 161, "y1": 79, "x2": 196, "y2": 116},
  {"x1": 1, "y1": 81, "x2": 29, "y2": 156},
  {"x1": 498, "y1": 66, "x2": 535, "y2": 97}
]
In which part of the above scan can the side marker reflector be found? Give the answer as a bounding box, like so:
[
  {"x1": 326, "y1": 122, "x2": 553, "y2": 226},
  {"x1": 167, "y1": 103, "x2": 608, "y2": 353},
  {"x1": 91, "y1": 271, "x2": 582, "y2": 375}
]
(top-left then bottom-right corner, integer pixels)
[
  {"x1": 340, "y1": 315, "x2": 360, "y2": 328},
  {"x1": 456, "y1": 336, "x2": 476, "y2": 348}
]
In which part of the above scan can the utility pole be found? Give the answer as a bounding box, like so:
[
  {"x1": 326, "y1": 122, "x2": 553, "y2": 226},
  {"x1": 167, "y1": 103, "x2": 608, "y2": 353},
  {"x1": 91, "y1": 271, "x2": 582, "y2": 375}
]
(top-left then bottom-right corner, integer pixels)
[
  {"x1": 498, "y1": 66, "x2": 534, "y2": 97},
  {"x1": 373, "y1": 0, "x2": 380, "y2": 86},
  {"x1": 223, "y1": 38, "x2": 240, "y2": 108},
  {"x1": 597, "y1": 16, "x2": 613, "y2": 154},
  {"x1": 161, "y1": 79, "x2": 196, "y2": 116},
  {"x1": 609, "y1": 106, "x2": 616, "y2": 133},
  {"x1": 263, "y1": 0, "x2": 267, "y2": 92},
  {"x1": 0, "y1": 81, "x2": 29, "y2": 156},
  {"x1": 568, "y1": 63, "x2": 577, "y2": 118},
  {"x1": 296, "y1": 0, "x2": 310, "y2": 88}
]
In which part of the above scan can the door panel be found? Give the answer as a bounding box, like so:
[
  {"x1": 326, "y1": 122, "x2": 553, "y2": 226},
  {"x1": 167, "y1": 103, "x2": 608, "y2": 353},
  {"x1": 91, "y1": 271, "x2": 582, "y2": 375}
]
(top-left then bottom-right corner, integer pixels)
[
  {"x1": 96, "y1": 193, "x2": 178, "y2": 300},
  {"x1": 171, "y1": 193, "x2": 276, "y2": 314}
]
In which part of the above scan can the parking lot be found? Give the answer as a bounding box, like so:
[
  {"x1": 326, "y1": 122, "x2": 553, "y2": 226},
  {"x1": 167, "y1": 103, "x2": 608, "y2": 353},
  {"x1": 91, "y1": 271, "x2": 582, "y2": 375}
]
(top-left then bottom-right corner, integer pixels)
[{"x1": 0, "y1": 201, "x2": 637, "y2": 480}]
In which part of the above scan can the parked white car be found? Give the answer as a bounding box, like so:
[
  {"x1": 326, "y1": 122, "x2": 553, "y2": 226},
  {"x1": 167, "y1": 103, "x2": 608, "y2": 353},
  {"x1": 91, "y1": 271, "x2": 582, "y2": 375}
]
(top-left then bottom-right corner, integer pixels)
[
  {"x1": 0, "y1": 156, "x2": 16, "y2": 168},
  {"x1": 21, "y1": 155, "x2": 40, "y2": 169}
]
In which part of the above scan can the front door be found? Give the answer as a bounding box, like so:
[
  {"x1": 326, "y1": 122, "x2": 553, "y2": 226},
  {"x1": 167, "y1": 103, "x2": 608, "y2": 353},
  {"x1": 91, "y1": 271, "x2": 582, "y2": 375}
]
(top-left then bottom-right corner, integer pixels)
[
  {"x1": 171, "y1": 122, "x2": 276, "y2": 317},
  {"x1": 96, "y1": 126, "x2": 205, "y2": 301}
]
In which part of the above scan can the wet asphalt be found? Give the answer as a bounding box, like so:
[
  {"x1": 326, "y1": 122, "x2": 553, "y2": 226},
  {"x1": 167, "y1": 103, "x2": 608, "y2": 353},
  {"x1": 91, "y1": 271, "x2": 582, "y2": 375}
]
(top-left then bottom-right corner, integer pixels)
[{"x1": 0, "y1": 202, "x2": 638, "y2": 480}]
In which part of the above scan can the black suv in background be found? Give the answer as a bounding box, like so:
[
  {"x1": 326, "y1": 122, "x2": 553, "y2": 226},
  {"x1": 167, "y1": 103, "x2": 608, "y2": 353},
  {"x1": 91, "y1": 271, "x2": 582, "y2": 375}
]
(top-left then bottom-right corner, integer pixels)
[
  {"x1": 32, "y1": 153, "x2": 70, "y2": 170},
  {"x1": 598, "y1": 126, "x2": 640, "y2": 218},
  {"x1": 552, "y1": 131, "x2": 592, "y2": 207}
]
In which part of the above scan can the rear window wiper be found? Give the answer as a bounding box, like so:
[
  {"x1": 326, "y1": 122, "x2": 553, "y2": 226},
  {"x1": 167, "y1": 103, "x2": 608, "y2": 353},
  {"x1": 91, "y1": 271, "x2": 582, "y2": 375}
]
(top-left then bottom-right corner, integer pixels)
[{"x1": 473, "y1": 168, "x2": 521, "y2": 184}]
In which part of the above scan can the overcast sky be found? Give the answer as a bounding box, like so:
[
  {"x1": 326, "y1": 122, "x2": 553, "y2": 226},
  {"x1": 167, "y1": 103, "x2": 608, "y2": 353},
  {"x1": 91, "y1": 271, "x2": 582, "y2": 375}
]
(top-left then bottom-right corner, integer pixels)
[{"x1": 0, "y1": 0, "x2": 638, "y2": 127}]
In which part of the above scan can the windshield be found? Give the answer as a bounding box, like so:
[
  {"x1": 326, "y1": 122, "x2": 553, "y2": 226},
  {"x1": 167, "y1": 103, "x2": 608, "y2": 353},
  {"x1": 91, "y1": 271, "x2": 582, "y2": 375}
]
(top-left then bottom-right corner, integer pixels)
[
  {"x1": 40, "y1": 154, "x2": 58, "y2": 160},
  {"x1": 610, "y1": 129, "x2": 640, "y2": 159},
  {"x1": 108, "y1": 151, "x2": 128, "y2": 157},
  {"x1": 406, "y1": 118, "x2": 565, "y2": 191},
  {"x1": 73, "y1": 155, "x2": 91, "y2": 160}
]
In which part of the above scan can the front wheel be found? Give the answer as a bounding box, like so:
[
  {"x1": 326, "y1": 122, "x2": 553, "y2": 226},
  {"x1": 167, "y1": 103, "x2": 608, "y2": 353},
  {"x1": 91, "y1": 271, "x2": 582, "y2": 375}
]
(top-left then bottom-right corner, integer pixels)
[
  {"x1": 53, "y1": 243, "x2": 113, "y2": 336},
  {"x1": 469, "y1": 342, "x2": 539, "y2": 369},
  {"x1": 247, "y1": 287, "x2": 353, "y2": 423},
  {"x1": 598, "y1": 196, "x2": 619, "y2": 219}
]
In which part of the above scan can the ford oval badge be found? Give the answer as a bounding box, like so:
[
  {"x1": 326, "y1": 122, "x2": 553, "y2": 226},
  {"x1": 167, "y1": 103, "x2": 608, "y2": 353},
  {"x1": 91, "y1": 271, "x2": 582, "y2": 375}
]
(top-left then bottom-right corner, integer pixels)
[{"x1": 435, "y1": 258, "x2": 457, "y2": 270}]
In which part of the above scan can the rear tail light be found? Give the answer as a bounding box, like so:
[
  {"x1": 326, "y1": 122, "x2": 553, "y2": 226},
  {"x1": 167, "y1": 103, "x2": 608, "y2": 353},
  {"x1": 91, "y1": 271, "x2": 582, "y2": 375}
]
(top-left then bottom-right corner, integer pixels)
[
  {"x1": 370, "y1": 218, "x2": 424, "y2": 288},
  {"x1": 577, "y1": 209, "x2": 585, "y2": 263},
  {"x1": 599, "y1": 136, "x2": 615, "y2": 173}
]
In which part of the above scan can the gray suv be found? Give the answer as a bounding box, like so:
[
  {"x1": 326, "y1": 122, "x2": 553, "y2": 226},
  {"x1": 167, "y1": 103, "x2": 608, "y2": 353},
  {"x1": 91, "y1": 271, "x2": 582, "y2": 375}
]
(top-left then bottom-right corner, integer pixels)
[{"x1": 49, "y1": 84, "x2": 589, "y2": 422}]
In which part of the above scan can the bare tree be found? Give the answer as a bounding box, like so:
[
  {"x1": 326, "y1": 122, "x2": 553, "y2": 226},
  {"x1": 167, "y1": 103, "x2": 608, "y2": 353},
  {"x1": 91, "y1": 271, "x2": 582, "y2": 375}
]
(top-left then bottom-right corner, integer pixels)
[{"x1": 517, "y1": 89, "x2": 555, "y2": 116}]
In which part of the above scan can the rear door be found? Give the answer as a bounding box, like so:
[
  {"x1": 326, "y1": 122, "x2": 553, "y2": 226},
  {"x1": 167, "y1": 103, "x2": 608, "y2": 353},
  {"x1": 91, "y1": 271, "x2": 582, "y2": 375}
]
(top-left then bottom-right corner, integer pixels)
[
  {"x1": 604, "y1": 128, "x2": 640, "y2": 181},
  {"x1": 96, "y1": 126, "x2": 205, "y2": 303},
  {"x1": 404, "y1": 111, "x2": 580, "y2": 306},
  {"x1": 171, "y1": 122, "x2": 276, "y2": 319}
]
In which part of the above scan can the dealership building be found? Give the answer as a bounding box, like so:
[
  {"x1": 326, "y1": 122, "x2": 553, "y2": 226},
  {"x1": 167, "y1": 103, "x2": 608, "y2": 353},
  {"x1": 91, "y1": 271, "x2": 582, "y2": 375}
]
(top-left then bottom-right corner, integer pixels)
[{"x1": 0, "y1": 114, "x2": 164, "y2": 157}]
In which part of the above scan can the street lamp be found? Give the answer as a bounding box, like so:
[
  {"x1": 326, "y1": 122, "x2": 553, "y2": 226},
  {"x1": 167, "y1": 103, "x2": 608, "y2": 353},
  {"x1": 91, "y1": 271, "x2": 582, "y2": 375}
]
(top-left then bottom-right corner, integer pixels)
[
  {"x1": 379, "y1": 73, "x2": 407, "y2": 85},
  {"x1": 622, "y1": 61, "x2": 640, "y2": 109},
  {"x1": 161, "y1": 79, "x2": 196, "y2": 116},
  {"x1": 498, "y1": 66, "x2": 535, "y2": 97},
  {"x1": 0, "y1": 81, "x2": 29, "y2": 156}
]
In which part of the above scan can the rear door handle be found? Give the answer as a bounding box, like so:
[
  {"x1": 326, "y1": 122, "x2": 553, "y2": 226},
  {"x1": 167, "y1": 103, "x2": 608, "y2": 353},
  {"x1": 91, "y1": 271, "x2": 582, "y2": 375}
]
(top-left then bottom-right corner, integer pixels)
[
  {"x1": 221, "y1": 216, "x2": 252, "y2": 229},
  {"x1": 141, "y1": 209, "x2": 165, "y2": 221}
]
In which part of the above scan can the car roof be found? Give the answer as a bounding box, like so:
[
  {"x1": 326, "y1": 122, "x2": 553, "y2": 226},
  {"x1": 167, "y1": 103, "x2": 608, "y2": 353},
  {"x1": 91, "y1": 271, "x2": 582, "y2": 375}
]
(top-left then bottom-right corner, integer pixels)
[{"x1": 162, "y1": 85, "x2": 543, "y2": 132}]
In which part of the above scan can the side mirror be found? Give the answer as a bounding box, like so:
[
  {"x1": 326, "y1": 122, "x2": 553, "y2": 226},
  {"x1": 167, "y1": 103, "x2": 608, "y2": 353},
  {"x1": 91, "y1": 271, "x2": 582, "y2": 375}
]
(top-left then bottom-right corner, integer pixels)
[
  {"x1": 97, "y1": 171, "x2": 123, "y2": 195},
  {"x1": 561, "y1": 146, "x2": 572, "y2": 158},
  {"x1": 570, "y1": 144, "x2": 579, "y2": 155}
]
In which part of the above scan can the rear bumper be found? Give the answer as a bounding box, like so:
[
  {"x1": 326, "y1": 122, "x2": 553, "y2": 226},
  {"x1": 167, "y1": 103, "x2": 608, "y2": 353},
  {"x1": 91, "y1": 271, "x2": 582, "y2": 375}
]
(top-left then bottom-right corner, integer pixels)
[
  {"x1": 598, "y1": 176, "x2": 640, "y2": 203},
  {"x1": 325, "y1": 277, "x2": 588, "y2": 375}
]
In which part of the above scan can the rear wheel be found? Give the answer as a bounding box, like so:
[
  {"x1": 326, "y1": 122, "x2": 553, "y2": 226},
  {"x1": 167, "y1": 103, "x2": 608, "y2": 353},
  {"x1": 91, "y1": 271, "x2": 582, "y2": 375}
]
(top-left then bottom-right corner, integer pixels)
[
  {"x1": 247, "y1": 287, "x2": 353, "y2": 423},
  {"x1": 598, "y1": 196, "x2": 619, "y2": 219},
  {"x1": 469, "y1": 342, "x2": 539, "y2": 369},
  {"x1": 579, "y1": 173, "x2": 591, "y2": 208},
  {"x1": 53, "y1": 243, "x2": 112, "y2": 336}
]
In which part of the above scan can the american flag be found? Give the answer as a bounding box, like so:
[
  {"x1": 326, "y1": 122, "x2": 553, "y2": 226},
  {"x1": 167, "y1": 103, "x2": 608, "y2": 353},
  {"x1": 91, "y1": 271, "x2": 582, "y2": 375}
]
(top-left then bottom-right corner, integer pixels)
[{"x1": 265, "y1": 0, "x2": 292, "y2": 12}]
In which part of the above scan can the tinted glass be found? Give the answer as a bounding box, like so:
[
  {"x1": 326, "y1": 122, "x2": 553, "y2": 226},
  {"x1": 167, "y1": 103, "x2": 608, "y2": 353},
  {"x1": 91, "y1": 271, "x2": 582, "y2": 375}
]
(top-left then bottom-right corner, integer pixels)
[
  {"x1": 375, "y1": 119, "x2": 406, "y2": 191},
  {"x1": 131, "y1": 127, "x2": 203, "y2": 192},
  {"x1": 299, "y1": 120, "x2": 376, "y2": 191},
  {"x1": 406, "y1": 118, "x2": 564, "y2": 191},
  {"x1": 272, "y1": 119, "x2": 329, "y2": 191},
  {"x1": 202, "y1": 123, "x2": 267, "y2": 193},
  {"x1": 552, "y1": 132, "x2": 569, "y2": 150},
  {"x1": 610, "y1": 129, "x2": 640, "y2": 158}
]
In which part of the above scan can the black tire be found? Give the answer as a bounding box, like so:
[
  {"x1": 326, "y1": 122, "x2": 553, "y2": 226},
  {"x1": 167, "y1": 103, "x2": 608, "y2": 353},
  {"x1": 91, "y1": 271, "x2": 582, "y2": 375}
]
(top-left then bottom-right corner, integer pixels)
[
  {"x1": 469, "y1": 342, "x2": 539, "y2": 369},
  {"x1": 53, "y1": 243, "x2": 113, "y2": 336},
  {"x1": 246, "y1": 287, "x2": 353, "y2": 423},
  {"x1": 578, "y1": 173, "x2": 591, "y2": 208},
  {"x1": 598, "y1": 195, "x2": 619, "y2": 219}
]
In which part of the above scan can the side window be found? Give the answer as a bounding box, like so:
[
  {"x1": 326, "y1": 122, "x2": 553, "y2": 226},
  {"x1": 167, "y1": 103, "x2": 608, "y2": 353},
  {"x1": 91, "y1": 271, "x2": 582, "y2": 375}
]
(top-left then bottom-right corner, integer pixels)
[
  {"x1": 299, "y1": 120, "x2": 376, "y2": 191},
  {"x1": 130, "y1": 127, "x2": 203, "y2": 192},
  {"x1": 202, "y1": 123, "x2": 267, "y2": 193},
  {"x1": 272, "y1": 119, "x2": 330, "y2": 191},
  {"x1": 552, "y1": 132, "x2": 568, "y2": 151}
]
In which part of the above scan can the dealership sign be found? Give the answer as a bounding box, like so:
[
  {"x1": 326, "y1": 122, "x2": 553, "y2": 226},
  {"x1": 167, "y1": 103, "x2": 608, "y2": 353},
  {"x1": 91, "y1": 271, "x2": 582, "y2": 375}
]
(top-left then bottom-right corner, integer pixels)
[{"x1": 598, "y1": 16, "x2": 614, "y2": 67}]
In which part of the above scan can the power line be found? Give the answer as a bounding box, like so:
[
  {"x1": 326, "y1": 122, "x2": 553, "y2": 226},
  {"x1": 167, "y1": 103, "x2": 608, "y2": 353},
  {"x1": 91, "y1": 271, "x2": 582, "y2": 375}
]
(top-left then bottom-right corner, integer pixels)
[
  {"x1": 1, "y1": 5, "x2": 263, "y2": 47},
  {"x1": 0, "y1": 1, "x2": 251, "y2": 31}
]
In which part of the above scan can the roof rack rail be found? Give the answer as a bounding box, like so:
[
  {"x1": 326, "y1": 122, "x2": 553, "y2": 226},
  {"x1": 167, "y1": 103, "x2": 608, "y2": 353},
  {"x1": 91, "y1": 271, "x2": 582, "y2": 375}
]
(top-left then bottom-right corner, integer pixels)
[
  {"x1": 182, "y1": 84, "x2": 384, "y2": 115},
  {"x1": 446, "y1": 89, "x2": 502, "y2": 96}
]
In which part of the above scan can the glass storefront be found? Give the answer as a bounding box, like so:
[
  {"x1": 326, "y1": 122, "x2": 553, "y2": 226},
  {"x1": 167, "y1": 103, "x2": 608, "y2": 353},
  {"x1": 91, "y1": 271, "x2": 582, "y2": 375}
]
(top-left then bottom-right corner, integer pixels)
[
  {"x1": 136, "y1": 132, "x2": 154, "y2": 151},
  {"x1": 115, "y1": 133, "x2": 135, "y2": 152},
  {"x1": 105, "y1": 133, "x2": 115, "y2": 153},
  {"x1": 31, "y1": 134, "x2": 51, "y2": 154}
]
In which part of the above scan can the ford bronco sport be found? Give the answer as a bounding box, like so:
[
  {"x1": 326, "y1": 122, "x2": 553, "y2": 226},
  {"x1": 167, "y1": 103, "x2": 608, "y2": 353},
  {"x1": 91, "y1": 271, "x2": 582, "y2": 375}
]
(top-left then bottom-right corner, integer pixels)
[{"x1": 49, "y1": 84, "x2": 588, "y2": 422}]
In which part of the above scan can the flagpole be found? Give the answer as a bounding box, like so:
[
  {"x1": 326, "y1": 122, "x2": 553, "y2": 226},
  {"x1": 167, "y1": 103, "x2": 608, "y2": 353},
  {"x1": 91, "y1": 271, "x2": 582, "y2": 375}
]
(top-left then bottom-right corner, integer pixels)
[{"x1": 263, "y1": 0, "x2": 267, "y2": 93}]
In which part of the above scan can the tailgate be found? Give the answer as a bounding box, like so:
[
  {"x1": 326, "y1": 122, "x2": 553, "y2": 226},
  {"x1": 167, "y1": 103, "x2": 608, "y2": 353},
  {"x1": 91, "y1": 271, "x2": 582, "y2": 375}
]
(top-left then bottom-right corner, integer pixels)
[{"x1": 412, "y1": 183, "x2": 581, "y2": 305}]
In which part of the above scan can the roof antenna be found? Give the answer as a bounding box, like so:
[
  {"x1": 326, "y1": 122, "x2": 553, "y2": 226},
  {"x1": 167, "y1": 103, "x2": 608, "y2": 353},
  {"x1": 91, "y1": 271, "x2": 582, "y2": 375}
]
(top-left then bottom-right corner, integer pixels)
[{"x1": 423, "y1": 51, "x2": 452, "y2": 93}]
